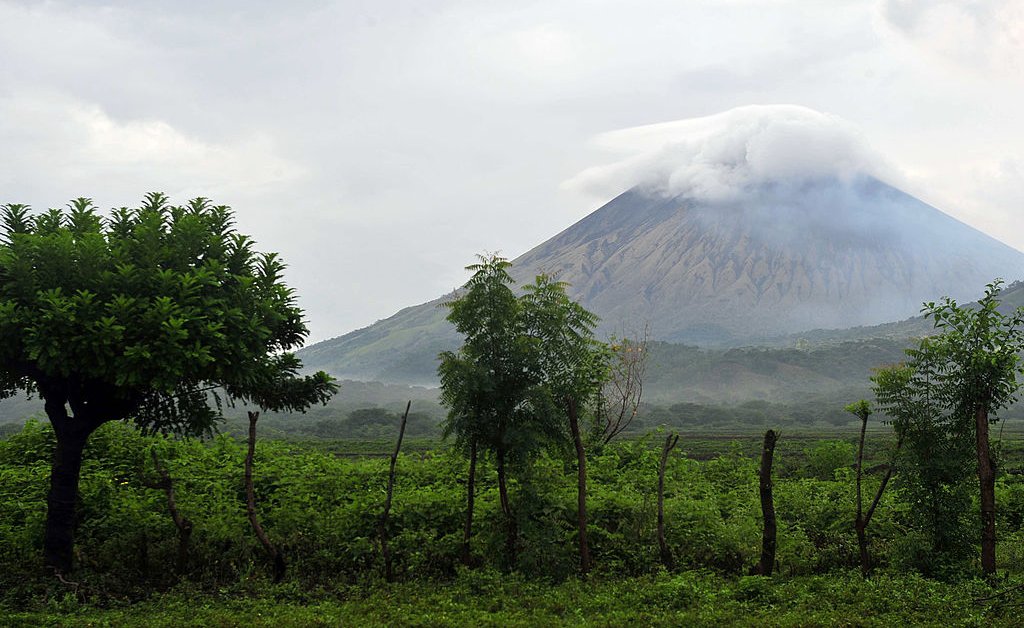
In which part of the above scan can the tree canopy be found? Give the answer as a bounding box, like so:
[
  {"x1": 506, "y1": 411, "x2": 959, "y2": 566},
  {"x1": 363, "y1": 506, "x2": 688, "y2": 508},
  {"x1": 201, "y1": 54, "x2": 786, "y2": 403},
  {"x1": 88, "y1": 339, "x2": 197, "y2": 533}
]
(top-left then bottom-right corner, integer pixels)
[
  {"x1": 872, "y1": 279, "x2": 1024, "y2": 576},
  {"x1": 439, "y1": 255, "x2": 612, "y2": 571},
  {"x1": 0, "y1": 194, "x2": 337, "y2": 570}
]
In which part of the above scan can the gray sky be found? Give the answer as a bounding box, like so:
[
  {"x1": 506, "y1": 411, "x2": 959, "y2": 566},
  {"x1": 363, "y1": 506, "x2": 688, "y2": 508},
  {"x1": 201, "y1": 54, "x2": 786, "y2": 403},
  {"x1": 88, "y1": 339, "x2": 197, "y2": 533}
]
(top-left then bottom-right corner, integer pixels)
[{"x1": 1, "y1": 0, "x2": 1022, "y2": 343}]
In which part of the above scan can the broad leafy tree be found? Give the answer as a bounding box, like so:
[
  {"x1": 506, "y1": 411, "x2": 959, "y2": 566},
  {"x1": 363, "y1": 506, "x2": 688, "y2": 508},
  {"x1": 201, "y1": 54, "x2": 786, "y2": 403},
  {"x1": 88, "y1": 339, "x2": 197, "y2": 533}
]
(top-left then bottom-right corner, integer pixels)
[{"x1": 0, "y1": 194, "x2": 337, "y2": 572}]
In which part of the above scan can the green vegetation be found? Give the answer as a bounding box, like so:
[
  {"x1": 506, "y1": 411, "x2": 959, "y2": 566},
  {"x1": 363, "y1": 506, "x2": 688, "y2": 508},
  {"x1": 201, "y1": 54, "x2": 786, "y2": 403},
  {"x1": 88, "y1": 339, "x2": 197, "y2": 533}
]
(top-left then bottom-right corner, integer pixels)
[
  {"x1": 439, "y1": 256, "x2": 613, "y2": 572},
  {"x1": 3, "y1": 225, "x2": 1024, "y2": 626},
  {"x1": 3, "y1": 420, "x2": 1024, "y2": 625},
  {"x1": 0, "y1": 196, "x2": 335, "y2": 572},
  {"x1": 871, "y1": 281, "x2": 1024, "y2": 576},
  {"x1": 2, "y1": 571, "x2": 1015, "y2": 627}
]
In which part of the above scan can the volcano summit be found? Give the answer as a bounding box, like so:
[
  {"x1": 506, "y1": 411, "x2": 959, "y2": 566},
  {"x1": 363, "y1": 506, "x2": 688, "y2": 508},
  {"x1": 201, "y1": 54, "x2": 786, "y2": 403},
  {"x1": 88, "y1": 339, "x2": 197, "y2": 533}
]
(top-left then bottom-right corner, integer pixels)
[
  {"x1": 300, "y1": 175, "x2": 1024, "y2": 382},
  {"x1": 510, "y1": 175, "x2": 1024, "y2": 342},
  {"x1": 300, "y1": 106, "x2": 1024, "y2": 383}
]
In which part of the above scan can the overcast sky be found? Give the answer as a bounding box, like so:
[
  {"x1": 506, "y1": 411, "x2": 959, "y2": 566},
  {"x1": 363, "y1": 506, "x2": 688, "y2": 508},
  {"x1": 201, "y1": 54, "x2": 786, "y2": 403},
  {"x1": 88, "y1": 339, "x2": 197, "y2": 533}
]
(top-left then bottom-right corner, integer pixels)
[{"x1": 1, "y1": 0, "x2": 1022, "y2": 343}]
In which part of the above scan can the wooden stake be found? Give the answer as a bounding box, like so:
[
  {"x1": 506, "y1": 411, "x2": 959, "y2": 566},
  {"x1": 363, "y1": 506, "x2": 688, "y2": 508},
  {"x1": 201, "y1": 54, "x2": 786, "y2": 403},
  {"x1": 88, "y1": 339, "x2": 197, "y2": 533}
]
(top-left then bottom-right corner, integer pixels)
[
  {"x1": 753, "y1": 429, "x2": 778, "y2": 576},
  {"x1": 379, "y1": 400, "x2": 410, "y2": 581}
]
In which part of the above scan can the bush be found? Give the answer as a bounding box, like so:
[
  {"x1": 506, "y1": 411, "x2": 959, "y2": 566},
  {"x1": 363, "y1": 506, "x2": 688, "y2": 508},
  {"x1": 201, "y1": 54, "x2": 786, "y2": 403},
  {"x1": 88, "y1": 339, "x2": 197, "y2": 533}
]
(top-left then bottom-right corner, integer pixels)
[{"x1": 0, "y1": 421, "x2": 1021, "y2": 610}]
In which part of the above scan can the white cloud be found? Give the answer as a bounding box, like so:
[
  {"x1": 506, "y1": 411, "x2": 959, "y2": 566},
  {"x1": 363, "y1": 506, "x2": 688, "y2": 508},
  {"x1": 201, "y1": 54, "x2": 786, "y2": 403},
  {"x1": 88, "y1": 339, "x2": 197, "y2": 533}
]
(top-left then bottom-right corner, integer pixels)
[
  {"x1": 877, "y1": 0, "x2": 1024, "y2": 75},
  {"x1": 0, "y1": 91, "x2": 305, "y2": 204},
  {"x1": 2, "y1": 0, "x2": 1022, "y2": 341},
  {"x1": 563, "y1": 105, "x2": 896, "y2": 202}
]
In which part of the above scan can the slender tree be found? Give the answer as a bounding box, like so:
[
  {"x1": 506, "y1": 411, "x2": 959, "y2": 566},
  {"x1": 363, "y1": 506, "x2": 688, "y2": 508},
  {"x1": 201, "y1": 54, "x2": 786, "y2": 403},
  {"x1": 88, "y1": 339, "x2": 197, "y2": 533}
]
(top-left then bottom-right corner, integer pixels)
[
  {"x1": 921, "y1": 281, "x2": 1024, "y2": 576},
  {"x1": 438, "y1": 254, "x2": 535, "y2": 566},
  {"x1": 437, "y1": 352, "x2": 484, "y2": 566},
  {"x1": 593, "y1": 327, "x2": 648, "y2": 446},
  {"x1": 0, "y1": 196, "x2": 336, "y2": 573},
  {"x1": 143, "y1": 447, "x2": 193, "y2": 575},
  {"x1": 379, "y1": 400, "x2": 411, "y2": 581},
  {"x1": 520, "y1": 273, "x2": 610, "y2": 575},
  {"x1": 874, "y1": 354, "x2": 975, "y2": 573},
  {"x1": 245, "y1": 411, "x2": 285, "y2": 582},
  {"x1": 846, "y1": 399, "x2": 902, "y2": 575},
  {"x1": 657, "y1": 432, "x2": 680, "y2": 570}
]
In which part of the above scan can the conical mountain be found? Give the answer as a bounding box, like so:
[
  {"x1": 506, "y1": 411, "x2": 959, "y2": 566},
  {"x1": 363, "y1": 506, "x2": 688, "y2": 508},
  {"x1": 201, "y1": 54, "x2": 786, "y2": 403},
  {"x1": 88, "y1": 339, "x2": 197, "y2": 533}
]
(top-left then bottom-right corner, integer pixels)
[{"x1": 299, "y1": 176, "x2": 1024, "y2": 383}]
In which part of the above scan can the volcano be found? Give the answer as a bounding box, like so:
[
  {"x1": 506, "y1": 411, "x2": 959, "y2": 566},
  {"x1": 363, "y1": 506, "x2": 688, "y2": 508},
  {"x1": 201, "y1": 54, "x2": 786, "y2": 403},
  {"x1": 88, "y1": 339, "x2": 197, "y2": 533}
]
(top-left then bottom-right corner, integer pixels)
[{"x1": 299, "y1": 176, "x2": 1024, "y2": 383}]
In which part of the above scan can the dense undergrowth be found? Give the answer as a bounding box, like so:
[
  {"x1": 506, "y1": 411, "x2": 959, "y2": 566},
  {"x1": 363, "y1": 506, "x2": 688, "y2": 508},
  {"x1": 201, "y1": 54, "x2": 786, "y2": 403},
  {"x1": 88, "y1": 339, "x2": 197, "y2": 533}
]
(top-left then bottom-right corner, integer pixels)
[
  {"x1": 4, "y1": 570, "x2": 1019, "y2": 627},
  {"x1": 2, "y1": 420, "x2": 1024, "y2": 624}
]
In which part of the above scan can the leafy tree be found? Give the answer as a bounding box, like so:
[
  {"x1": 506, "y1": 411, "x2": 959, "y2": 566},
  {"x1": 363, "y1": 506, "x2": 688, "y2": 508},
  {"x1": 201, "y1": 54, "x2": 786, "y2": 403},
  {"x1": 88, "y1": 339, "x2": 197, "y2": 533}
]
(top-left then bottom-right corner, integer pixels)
[
  {"x1": 921, "y1": 280, "x2": 1024, "y2": 576},
  {"x1": 0, "y1": 195, "x2": 337, "y2": 572},
  {"x1": 440, "y1": 259, "x2": 613, "y2": 572},
  {"x1": 520, "y1": 273, "x2": 609, "y2": 574},
  {"x1": 873, "y1": 357, "x2": 975, "y2": 576},
  {"x1": 871, "y1": 280, "x2": 1024, "y2": 576},
  {"x1": 438, "y1": 254, "x2": 536, "y2": 565}
]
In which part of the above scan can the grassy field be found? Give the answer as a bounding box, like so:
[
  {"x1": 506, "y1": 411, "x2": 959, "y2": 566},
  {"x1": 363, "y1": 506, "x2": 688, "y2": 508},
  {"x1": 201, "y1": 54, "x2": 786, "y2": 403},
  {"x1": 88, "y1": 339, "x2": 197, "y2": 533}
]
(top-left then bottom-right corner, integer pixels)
[{"x1": 4, "y1": 570, "x2": 1020, "y2": 627}]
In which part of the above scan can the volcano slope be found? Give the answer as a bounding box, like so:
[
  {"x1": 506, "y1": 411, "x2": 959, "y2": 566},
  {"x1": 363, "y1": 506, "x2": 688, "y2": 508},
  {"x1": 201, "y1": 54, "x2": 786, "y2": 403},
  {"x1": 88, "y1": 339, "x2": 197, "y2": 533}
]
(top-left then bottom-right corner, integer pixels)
[{"x1": 299, "y1": 176, "x2": 1024, "y2": 384}]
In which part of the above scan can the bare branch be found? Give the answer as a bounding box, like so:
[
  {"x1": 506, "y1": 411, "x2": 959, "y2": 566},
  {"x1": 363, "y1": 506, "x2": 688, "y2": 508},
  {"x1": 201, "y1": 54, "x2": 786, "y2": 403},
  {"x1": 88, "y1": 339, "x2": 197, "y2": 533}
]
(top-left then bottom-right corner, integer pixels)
[{"x1": 600, "y1": 325, "x2": 649, "y2": 444}]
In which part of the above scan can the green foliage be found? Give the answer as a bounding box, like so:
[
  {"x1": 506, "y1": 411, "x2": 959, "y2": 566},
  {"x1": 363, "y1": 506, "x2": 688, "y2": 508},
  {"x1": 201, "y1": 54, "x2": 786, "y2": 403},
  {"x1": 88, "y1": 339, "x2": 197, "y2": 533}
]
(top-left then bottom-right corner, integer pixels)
[
  {"x1": 922, "y1": 280, "x2": 1024, "y2": 420},
  {"x1": 845, "y1": 399, "x2": 871, "y2": 422},
  {"x1": 439, "y1": 254, "x2": 539, "y2": 458},
  {"x1": 3, "y1": 566, "x2": 1017, "y2": 626},
  {"x1": 873, "y1": 359, "x2": 975, "y2": 576},
  {"x1": 802, "y1": 440, "x2": 855, "y2": 480},
  {"x1": 439, "y1": 258, "x2": 612, "y2": 456},
  {"x1": 869, "y1": 281, "x2": 1024, "y2": 576},
  {"x1": 0, "y1": 195, "x2": 336, "y2": 435},
  {"x1": 9, "y1": 421, "x2": 1014, "y2": 608},
  {"x1": 0, "y1": 194, "x2": 339, "y2": 572},
  {"x1": 519, "y1": 272, "x2": 610, "y2": 423}
]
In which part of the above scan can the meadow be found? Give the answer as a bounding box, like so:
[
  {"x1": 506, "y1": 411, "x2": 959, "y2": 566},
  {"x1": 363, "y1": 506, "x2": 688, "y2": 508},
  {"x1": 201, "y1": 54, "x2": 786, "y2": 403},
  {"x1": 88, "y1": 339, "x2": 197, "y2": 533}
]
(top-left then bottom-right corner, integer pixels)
[{"x1": 2, "y1": 419, "x2": 1024, "y2": 626}]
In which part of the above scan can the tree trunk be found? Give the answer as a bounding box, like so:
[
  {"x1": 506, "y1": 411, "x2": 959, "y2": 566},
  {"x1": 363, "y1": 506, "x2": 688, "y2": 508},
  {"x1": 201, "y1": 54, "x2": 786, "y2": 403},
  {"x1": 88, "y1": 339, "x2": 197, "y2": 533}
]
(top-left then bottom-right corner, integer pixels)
[
  {"x1": 461, "y1": 439, "x2": 478, "y2": 566},
  {"x1": 754, "y1": 429, "x2": 778, "y2": 576},
  {"x1": 496, "y1": 444, "x2": 516, "y2": 566},
  {"x1": 658, "y1": 432, "x2": 679, "y2": 570},
  {"x1": 855, "y1": 520, "x2": 869, "y2": 575},
  {"x1": 855, "y1": 427, "x2": 903, "y2": 576},
  {"x1": 975, "y1": 403, "x2": 997, "y2": 576},
  {"x1": 567, "y1": 398, "x2": 591, "y2": 575},
  {"x1": 43, "y1": 398, "x2": 102, "y2": 573},
  {"x1": 147, "y1": 449, "x2": 192, "y2": 576},
  {"x1": 245, "y1": 411, "x2": 286, "y2": 582},
  {"x1": 379, "y1": 401, "x2": 410, "y2": 582}
]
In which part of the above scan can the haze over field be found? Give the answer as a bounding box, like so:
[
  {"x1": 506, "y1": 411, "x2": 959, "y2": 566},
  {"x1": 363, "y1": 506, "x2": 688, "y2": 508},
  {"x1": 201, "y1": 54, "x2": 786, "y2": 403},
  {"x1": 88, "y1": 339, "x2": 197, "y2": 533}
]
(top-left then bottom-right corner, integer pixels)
[{"x1": 1, "y1": 1, "x2": 1022, "y2": 342}]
